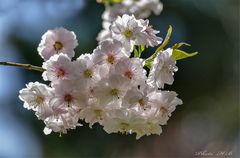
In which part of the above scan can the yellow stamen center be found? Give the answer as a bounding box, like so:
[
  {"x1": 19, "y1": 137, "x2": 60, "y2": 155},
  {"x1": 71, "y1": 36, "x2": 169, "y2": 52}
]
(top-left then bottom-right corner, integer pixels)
[
  {"x1": 160, "y1": 107, "x2": 168, "y2": 114},
  {"x1": 107, "y1": 55, "x2": 115, "y2": 64},
  {"x1": 64, "y1": 94, "x2": 73, "y2": 103},
  {"x1": 124, "y1": 71, "x2": 133, "y2": 80},
  {"x1": 57, "y1": 68, "x2": 65, "y2": 78},
  {"x1": 53, "y1": 41, "x2": 63, "y2": 51},
  {"x1": 94, "y1": 109, "x2": 103, "y2": 119},
  {"x1": 110, "y1": 88, "x2": 119, "y2": 97},
  {"x1": 138, "y1": 98, "x2": 144, "y2": 107},
  {"x1": 120, "y1": 122, "x2": 129, "y2": 132},
  {"x1": 123, "y1": 30, "x2": 133, "y2": 38},
  {"x1": 35, "y1": 96, "x2": 44, "y2": 104},
  {"x1": 84, "y1": 69, "x2": 93, "y2": 78}
]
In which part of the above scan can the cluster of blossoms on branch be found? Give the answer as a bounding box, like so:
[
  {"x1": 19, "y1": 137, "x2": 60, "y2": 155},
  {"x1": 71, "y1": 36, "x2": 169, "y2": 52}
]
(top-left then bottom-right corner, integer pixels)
[
  {"x1": 18, "y1": 0, "x2": 197, "y2": 139},
  {"x1": 97, "y1": 0, "x2": 163, "y2": 42}
]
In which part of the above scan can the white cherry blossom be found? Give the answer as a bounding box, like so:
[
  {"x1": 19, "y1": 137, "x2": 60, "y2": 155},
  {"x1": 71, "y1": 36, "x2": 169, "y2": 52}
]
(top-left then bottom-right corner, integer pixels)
[
  {"x1": 122, "y1": 86, "x2": 150, "y2": 110},
  {"x1": 19, "y1": 82, "x2": 49, "y2": 110},
  {"x1": 50, "y1": 81, "x2": 87, "y2": 111},
  {"x1": 148, "y1": 90, "x2": 183, "y2": 125},
  {"x1": 101, "y1": 0, "x2": 163, "y2": 22},
  {"x1": 114, "y1": 57, "x2": 146, "y2": 86},
  {"x1": 38, "y1": 27, "x2": 78, "y2": 61},
  {"x1": 102, "y1": 109, "x2": 161, "y2": 139},
  {"x1": 75, "y1": 54, "x2": 101, "y2": 89},
  {"x1": 79, "y1": 99, "x2": 110, "y2": 128},
  {"x1": 19, "y1": 82, "x2": 53, "y2": 120},
  {"x1": 42, "y1": 54, "x2": 77, "y2": 84},
  {"x1": 43, "y1": 109, "x2": 81, "y2": 135},
  {"x1": 138, "y1": 19, "x2": 162, "y2": 47},
  {"x1": 102, "y1": 109, "x2": 137, "y2": 134},
  {"x1": 97, "y1": 21, "x2": 112, "y2": 42},
  {"x1": 102, "y1": 4, "x2": 129, "y2": 22},
  {"x1": 133, "y1": 115, "x2": 162, "y2": 139},
  {"x1": 93, "y1": 39, "x2": 128, "y2": 68},
  {"x1": 110, "y1": 14, "x2": 146, "y2": 52},
  {"x1": 147, "y1": 48, "x2": 178, "y2": 89},
  {"x1": 123, "y1": 0, "x2": 163, "y2": 19},
  {"x1": 93, "y1": 74, "x2": 129, "y2": 106}
]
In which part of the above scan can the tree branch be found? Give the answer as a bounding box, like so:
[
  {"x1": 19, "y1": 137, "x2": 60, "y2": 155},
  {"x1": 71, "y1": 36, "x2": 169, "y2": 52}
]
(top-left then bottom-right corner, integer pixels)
[{"x1": 0, "y1": 61, "x2": 45, "y2": 72}]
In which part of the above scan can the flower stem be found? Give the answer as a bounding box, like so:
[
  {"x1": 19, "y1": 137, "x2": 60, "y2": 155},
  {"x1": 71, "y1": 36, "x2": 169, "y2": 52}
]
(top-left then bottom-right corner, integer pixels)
[{"x1": 0, "y1": 61, "x2": 44, "y2": 72}]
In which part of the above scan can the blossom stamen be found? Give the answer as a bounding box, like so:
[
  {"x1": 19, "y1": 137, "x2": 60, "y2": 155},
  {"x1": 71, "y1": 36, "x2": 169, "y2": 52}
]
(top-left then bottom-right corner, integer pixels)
[
  {"x1": 110, "y1": 88, "x2": 119, "y2": 97},
  {"x1": 107, "y1": 55, "x2": 115, "y2": 64},
  {"x1": 53, "y1": 41, "x2": 63, "y2": 51},
  {"x1": 64, "y1": 94, "x2": 73, "y2": 105},
  {"x1": 124, "y1": 70, "x2": 133, "y2": 79},
  {"x1": 119, "y1": 122, "x2": 129, "y2": 132},
  {"x1": 94, "y1": 109, "x2": 103, "y2": 119},
  {"x1": 84, "y1": 69, "x2": 93, "y2": 78},
  {"x1": 57, "y1": 68, "x2": 65, "y2": 78},
  {"x1": 35, "y1": 96, "x2": 44, "y2": 105},
  {"x1": 138, "y1": 98, "x2": 144, "y2": 107},
  {"x1": 123, "y1": 30, "x2": 133, "y2": 38},
  {"x1": 160, "y1": 107, "x2": 168, "y2": 115}
]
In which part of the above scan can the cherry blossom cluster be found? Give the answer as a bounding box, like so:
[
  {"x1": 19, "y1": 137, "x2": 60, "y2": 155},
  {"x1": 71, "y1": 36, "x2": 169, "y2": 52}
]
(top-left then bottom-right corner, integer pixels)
[
  {"x1": 19, "y1": 13, "x2": 183, "y2": 139},
  {"x1": 97, "y1": 0, "x2": 163, "y2": 42}
]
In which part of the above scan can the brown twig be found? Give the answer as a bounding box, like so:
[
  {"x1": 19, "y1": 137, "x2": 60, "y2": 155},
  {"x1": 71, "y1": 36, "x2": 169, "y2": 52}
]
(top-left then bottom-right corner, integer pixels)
[{"x1": 0, "y1": 61, "x2": 44, "y2": 72}]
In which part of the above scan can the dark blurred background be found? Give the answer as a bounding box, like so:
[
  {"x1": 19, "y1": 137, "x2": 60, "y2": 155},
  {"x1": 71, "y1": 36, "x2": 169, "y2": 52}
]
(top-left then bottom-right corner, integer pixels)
[{"x1": 0, "y1": 0, "x2": 239, "y2": 157}]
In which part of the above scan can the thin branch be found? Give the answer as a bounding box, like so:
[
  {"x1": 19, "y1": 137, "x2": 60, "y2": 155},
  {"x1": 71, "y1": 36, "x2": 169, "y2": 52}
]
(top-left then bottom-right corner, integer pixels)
[{"x1": 0, "y1": 61, "x2": 45, "y2": 72}]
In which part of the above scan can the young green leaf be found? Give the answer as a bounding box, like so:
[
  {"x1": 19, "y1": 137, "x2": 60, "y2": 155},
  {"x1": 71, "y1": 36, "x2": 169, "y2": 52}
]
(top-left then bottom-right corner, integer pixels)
[
  {"x1": 134, "y1": 45, "x2": 145, "y2": 57},
  {"x1": 138, "y1": 45, "x2": 145, "y2": 57},
  {"x1": 172, "y1": 49, "x2": 198, "y2": 60},
  {"x1": 155, "y1": 25, "x2": 172, "y2": 53},
  {"x1": 144, "y1": 60, "x2": 152, "y2": 69},
  {"x1": 103, "y1": 0, "x2": 110, "y2": 7},
  {"x1": 134, "y1": 46, "x2": 139, "y2": 58},
  {"x1": 111, "y1": 0, "x2": 123, "y2": 3},
  {"x1": 144, "y1": 25, "x2": 173, "y2": 69},
  {"x1": 172, "y1": 42, "x2": 191, "y2": 49}
]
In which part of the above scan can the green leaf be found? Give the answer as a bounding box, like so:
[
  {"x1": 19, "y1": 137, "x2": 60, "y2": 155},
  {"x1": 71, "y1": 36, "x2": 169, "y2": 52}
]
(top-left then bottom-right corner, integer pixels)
[
  {"x1": 144, "y1": 60, "x2": 152, "y2": 69},
  {"x1": 111, "y1": 0, "x2": 123, "y2": 3},
  {"x1": 103, "y1": 0, "x2": 110, "y2": 7},
  {"x1": 134, "y1": 45, "x2": 145, "y2": 58},
  {"x1": 172, "y1": 42, "x2": 191, "y2": 49},
  {"x1": 134, "y1": 46, "x2": 139, "y2": 58},
  {"x1": 138, "y1": 45, "x2": 145, "y2": 57},
  {"x1": 140, "y1": 45, "x2": 145, "y2": 52},
  {"x1": 155, "y1": 25, "x2": 172, "y2": 53},
  {"x1": 172, "y1": 49, "x2": 198, "y2": 60},
  {"x1": 101, "y1": 0, "x2": 122, "y2": 6},
  {"x1": 144, "y1": 26, "x2": 173, "y2": 69}
]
